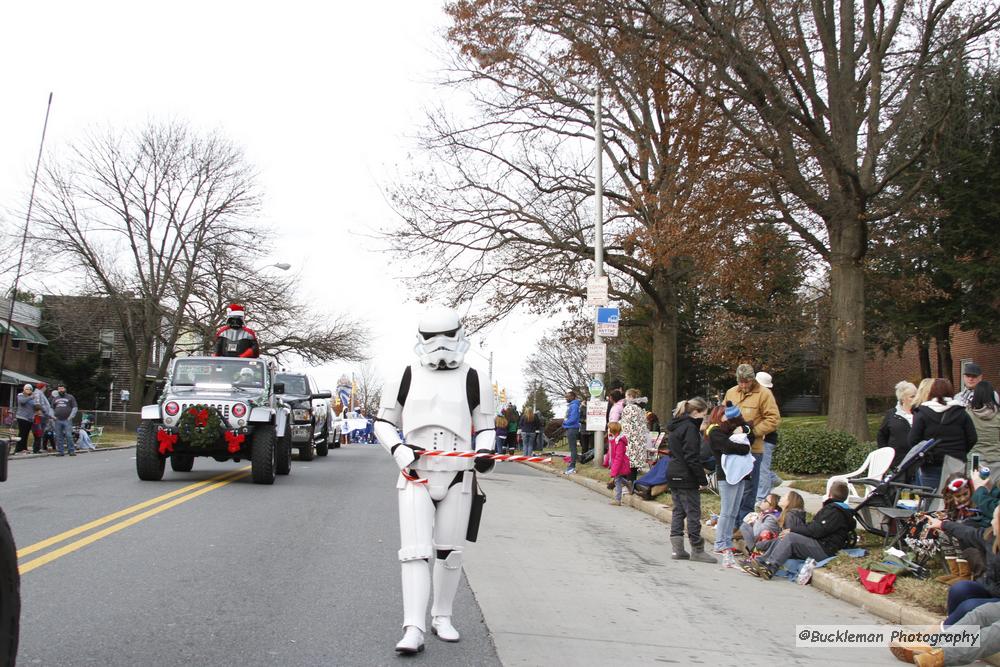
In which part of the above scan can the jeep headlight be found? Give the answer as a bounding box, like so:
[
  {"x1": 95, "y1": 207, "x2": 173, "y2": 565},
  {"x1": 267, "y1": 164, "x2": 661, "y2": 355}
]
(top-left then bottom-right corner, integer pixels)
[{"x1": 293, "y1": 409, "x2": 312, "y2": 422}]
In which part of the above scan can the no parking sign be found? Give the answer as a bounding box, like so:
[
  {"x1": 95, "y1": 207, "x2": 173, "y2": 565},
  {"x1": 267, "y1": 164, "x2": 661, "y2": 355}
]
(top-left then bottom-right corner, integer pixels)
[{"x1": 596, "y1": 307, "x2": 619, "y2": 337}]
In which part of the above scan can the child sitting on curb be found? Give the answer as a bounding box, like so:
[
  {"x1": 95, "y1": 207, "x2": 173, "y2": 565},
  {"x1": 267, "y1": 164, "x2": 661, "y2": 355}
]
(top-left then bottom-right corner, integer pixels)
[
  {"x1": 607, "y1": 422, "x2": 629, "y2": 506},
  {"x1": 740, "y1": 493, "x2": 782, "y2": 552},
  {"x1": 741, "y1": 480, "x2": 857, "y2": 580}
]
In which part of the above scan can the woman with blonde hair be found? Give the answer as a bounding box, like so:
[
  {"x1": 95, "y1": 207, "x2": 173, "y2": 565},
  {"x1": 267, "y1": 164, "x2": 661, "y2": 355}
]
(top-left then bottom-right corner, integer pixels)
[
  {"x1": 878, "y1": 380, "x2": 918, "y2": 467},
  {"x1": 494, "y1": 415, "x2": 508, "y2": 455},
  {"x1": 914, "y1": 378, "x2": 934, "y2": 408},
  {"x1": 666, "y1": 397, "x2": 715, "y2": 563}
]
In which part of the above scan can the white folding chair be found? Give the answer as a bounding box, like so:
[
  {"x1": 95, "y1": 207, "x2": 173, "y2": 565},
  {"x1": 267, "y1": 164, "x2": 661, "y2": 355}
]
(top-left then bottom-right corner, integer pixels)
[{"x1": 826, "y1": 447, "x2": 896, "y2": 503}]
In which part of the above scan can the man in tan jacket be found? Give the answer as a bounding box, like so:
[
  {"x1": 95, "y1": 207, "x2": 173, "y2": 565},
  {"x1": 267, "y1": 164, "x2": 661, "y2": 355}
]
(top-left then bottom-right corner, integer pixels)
[{"x1": 724, "y1": 364, "x2": 781, "y2": 520}]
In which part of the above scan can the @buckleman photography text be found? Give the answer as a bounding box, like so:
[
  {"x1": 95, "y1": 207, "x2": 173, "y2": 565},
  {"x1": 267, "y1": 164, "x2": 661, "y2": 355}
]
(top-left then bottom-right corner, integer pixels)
[{"x1": 796, "y1": 625, "x2": 981, "y2": 648}]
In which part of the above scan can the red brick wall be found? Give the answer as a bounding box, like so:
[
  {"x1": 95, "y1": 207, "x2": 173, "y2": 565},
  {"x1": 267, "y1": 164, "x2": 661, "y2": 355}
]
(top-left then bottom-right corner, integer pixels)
[{"x1": 865, "y1": 328, "x2": 1000, "y2": 398}]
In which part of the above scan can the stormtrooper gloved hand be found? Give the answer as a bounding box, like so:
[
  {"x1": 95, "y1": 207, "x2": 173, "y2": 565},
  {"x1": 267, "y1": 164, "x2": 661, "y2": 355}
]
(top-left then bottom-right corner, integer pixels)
[
  {"x1": 391, "y1": 443, "x2": 425, "y2": 470},
  {"x1": 474, "y1": 449, "x2": 495, "y2": 474}
]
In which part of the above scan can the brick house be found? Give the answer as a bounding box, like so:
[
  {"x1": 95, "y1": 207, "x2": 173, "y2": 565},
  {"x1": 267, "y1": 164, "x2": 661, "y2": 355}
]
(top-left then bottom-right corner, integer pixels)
[
  {"x1": 0, "y1": 297, "x2": 51, "y2": 410},
  {"x1": 40, "y1": 295, "x2": 167, "y2": 412},
  {"x1": 865, "y1": 327, "x2": 1000, "y2": 401}
]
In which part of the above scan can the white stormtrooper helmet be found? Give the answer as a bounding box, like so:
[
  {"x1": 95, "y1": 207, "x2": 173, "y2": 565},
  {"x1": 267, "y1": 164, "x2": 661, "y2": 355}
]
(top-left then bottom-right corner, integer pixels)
[{"x1": 414, "y1": 306, "x2": 470, "y2": 370}]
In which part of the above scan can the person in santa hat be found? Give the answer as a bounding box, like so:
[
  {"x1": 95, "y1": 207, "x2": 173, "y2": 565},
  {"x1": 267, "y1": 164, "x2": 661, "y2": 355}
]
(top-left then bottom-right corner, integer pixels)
[{"x1": 213, "y1": 304, "x2": 260, "y2": 358}]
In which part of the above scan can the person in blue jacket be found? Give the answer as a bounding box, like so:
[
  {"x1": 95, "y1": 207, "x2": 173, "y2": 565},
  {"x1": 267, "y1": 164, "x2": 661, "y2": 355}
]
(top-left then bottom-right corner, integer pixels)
[{"x1": 563, "y1": 390, "x2": 581, "y2": 474}]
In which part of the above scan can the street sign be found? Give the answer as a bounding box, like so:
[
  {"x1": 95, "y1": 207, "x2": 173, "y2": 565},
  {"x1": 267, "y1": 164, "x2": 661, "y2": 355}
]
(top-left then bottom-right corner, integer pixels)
[
  {"x1": 596, "y1": 307, "x2": 620, "y2": 337},
  {"x1": 586, "y1": 398, "x2": 607, "y2": 432},
  {"x1": 586, "y1": 276, "x2": 609, "y2": 306},
  {"x1": 585, "y1": 343, "x2": 606, "y2": 373},
  {"x1": 588, "y1": 378, "x2": 604, "y2": 398}
]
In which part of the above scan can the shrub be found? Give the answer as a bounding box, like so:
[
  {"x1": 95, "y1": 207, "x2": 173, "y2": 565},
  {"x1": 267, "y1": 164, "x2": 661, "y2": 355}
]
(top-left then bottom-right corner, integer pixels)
[
  {"x1": 844, "y1": 440, "x2": 880, "y2": 472},
  {"x1": 772, "y1": 427, "x2": 860, "y2": 474}
]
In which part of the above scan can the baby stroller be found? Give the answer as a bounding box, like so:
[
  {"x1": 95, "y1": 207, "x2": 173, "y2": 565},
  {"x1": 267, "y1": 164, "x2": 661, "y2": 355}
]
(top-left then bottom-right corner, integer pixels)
[{"x1": 851, "y1": 439, "x2": 941, "y2": 542}]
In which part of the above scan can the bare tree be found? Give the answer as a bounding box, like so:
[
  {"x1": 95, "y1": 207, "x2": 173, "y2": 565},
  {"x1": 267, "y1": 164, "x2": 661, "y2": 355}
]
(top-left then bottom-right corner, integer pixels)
[
  {"x1": 34, "y1": 121, "x2": 260, "y2": 402},
  {"x1": 389, "y1": 4, "x2": 767, "y2": 411},
  {"x1": 179, "y1": 242, "x2": 370, "y2": 366},
  {"x1": 523, "y1": 318, "x2": 591, "y2": 400},
  {"x1": 351, "y1": 362, "x2": 384, "y2": 415}
]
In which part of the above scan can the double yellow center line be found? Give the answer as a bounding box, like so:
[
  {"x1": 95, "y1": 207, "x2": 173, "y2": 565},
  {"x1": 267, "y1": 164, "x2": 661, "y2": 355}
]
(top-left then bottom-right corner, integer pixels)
[{"x1": 18, "y1": 466, "x2": 250, "y2": 574}]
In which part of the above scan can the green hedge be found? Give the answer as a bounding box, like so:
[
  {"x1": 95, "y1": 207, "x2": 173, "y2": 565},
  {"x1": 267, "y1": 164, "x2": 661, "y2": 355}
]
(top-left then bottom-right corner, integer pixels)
[{"x1": 772, "y1": 427, "x2": 860, "y2": 474}]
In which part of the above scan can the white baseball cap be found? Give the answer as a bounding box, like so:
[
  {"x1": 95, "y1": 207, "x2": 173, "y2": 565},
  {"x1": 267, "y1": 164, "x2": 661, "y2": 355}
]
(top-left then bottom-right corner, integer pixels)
[{"x1": 756, "y1": 372, "x2": 773, "y2": 389}]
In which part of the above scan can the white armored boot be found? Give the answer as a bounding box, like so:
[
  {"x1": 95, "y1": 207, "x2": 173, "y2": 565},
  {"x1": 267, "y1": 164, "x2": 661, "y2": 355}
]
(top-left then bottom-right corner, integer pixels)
[
  {"x1": 396, "y1": 560, "x2": 429, "y2": 654},
  {"x1": 430, "y1": 552, "x2": 463, "y2": 642}
]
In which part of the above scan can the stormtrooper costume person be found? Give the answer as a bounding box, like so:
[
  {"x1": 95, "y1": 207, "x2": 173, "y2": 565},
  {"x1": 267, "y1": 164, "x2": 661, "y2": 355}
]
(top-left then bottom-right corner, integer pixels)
[{"x1": 374, "y1": 307, "x2": 496, "y2": 655}]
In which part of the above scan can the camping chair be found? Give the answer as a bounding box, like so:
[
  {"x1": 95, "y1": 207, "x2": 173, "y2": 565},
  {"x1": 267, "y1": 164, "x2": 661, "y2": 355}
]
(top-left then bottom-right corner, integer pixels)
[{"x1": 825, "y1": 447, "x2": 896, "y2": 502}]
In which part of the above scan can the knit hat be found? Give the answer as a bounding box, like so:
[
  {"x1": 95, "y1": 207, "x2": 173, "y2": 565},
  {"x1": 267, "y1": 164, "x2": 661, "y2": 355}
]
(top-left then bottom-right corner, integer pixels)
[{"x1": 724, "y1": 401, "x2": 741, "y2": 420}]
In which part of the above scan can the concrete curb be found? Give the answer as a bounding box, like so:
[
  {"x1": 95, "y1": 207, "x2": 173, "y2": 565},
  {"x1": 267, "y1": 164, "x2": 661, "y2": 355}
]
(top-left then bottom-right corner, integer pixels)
[
  {"x1": 527, "y1": 461, "x2": 1000, "y2": 664},
  {"x1": 8, "y1": 444, "x2": 136, "y2": 460}
]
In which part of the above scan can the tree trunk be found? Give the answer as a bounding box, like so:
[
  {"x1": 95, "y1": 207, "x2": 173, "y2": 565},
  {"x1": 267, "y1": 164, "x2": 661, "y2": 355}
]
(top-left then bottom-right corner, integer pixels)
[
  {"x1": 826, "y1": 239, "x2": 870, "y2": 441},
  {"x1": 918, "y1": 338, "x2": 932, "y2": 379},
  {"x1": 936, "y1": 326, "x2": 954, "y2": 387},
  {"x1": 650, "y1": 301, "x2": 678, "y2": 421}
]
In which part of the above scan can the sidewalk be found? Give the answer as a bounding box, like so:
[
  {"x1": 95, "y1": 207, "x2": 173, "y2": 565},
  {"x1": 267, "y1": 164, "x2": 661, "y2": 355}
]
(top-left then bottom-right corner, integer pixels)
[
  {"x1": 464, "y1": 463, "x2": 901, "y2": 666},
  {"x1": 521, "y1": 455, "x2": 1000, "y2": 666}
]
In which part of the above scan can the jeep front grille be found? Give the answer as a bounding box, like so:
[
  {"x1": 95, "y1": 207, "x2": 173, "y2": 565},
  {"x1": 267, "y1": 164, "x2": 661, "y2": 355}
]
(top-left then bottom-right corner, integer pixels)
[{"x1": 179, "y1": 403, "x2": 231, "y2": 419}]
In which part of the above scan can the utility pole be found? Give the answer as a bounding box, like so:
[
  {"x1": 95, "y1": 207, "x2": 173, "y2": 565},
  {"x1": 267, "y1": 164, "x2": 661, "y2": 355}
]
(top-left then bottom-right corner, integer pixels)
[
  {"x1": 0, "y1": 94, "x2": 52, "y2": 397},
  {"x1": 592, "y1": 88, "x2": 607, "y2": 469}
]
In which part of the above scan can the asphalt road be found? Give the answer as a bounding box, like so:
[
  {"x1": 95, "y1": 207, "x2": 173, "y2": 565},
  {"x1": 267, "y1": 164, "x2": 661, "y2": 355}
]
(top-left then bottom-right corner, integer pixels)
[
  {"x1": 1, "y1": 443, "x2": 912, "y2": 666},
  {"x1": 1, "y1": 445, "x2": 499, "y2": 667}
]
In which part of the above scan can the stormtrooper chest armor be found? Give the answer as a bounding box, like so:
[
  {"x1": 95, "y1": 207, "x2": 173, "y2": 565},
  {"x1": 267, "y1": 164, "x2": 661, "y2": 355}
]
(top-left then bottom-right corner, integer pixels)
[{"x1": 401, "y1": 365, "x2": 473, "y2": 454}]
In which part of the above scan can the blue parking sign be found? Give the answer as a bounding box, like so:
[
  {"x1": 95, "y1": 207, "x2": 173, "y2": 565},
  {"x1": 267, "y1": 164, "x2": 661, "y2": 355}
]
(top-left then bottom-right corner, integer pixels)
[{"x1": 596, "y1": 307, "x2": 619, "y2": 337}]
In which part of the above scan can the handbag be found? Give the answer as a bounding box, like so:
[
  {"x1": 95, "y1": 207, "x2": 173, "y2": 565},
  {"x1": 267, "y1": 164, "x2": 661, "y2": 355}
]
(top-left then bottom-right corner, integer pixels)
[{"x1": 602, "y1": 452, "x2": 609, "y2": 468}]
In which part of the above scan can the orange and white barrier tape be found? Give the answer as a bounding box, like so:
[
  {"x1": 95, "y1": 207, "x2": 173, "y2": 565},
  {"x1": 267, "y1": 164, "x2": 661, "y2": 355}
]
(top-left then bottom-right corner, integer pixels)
[{"x1": 420, "y1": 450, "x2": 551, "y2": 463}]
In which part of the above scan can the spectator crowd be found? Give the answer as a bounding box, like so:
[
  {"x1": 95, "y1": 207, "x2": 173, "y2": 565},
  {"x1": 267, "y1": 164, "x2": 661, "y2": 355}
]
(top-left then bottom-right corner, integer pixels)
[{"x1": 8, "y1": 382, "x2": 97, "y2": 456}]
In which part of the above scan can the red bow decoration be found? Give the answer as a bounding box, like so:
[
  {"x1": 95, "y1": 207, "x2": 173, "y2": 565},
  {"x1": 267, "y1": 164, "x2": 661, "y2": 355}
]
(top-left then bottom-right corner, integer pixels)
[
  {"x1": 195, "y1": 409, "x2": 210, "y2": 427},
  {"x1": 224, "y1": 431, "x2": 245, "y2": 454},
  {"x1": 157, "y1": 429, "x2": 178, "y2": 455}
]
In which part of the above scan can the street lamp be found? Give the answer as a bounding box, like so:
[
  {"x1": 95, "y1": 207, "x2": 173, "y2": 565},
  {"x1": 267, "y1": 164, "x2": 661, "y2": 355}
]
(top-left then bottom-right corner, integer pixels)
[{"x1": 258, "y1": 262, "x2": 291, "y2": 272}]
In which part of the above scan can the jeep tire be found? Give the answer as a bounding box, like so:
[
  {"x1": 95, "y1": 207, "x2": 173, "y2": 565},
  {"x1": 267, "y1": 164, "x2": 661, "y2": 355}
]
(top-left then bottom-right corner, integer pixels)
[
  {"x1": 0, "y1": 508, "x2": 20, "y2": 667},
  {"x1": 276, "y1": 434, "x2": 291, "y2": 475},
  {"x1": 251, "y1": 425, "x2": 277, "y2": 484},
  {"x1": 317, "y1": 423, "x2": 329, "y2": 457},
  {"x1": 136, "y1": 420, "x2": 166, "y2": 481},
  {"x1": 299, "y1": 441, "x2": 315, "y2": 461},
  {"x1": 170, "y1": 454, "x2": 194, "y2": 472}
]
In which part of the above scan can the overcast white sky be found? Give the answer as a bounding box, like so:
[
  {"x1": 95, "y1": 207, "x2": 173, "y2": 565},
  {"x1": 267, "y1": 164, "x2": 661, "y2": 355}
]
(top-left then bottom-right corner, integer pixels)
[{"x1": 0, "y1": 0, "x2": 557, "y2": 406}]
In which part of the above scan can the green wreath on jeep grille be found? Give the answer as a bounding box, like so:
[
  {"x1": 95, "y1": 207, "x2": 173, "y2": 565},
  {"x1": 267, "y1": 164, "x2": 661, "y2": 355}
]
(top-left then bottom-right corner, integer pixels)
[{"x1": 176, "y1": 405, "x2": 223, "y2": 448}]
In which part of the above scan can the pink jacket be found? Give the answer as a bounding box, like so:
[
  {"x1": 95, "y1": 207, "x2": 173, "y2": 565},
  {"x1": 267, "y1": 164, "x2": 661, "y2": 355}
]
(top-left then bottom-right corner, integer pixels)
[{"x1": 608, "y1": 434, "x2": 630, "y2": 477}]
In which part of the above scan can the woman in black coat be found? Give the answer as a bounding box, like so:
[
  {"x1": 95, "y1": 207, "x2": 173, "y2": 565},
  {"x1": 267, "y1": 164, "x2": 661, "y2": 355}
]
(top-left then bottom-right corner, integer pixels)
[
  {"x1": 665, "y1": 397, "x2": 714, "y2": 563},
  {"x1": 878, "y1": 380, "x2": 917, "y2": 467},
  {"x1": 910, "y1": 378, "x2": 978, "y2": 495}
]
